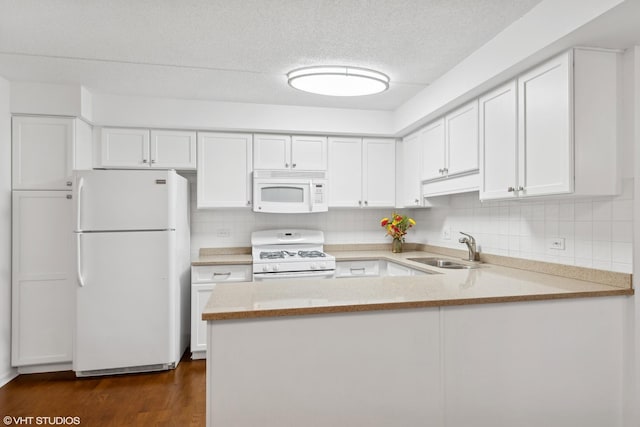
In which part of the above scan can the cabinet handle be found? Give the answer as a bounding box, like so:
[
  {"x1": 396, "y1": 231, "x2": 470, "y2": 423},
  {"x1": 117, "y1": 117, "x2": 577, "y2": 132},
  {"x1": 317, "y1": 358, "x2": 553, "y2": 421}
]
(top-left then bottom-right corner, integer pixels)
[
  {"x1": 438, "y1": 168, "x2": 443, "y2": 174},
  {"x1": 414, "y1": 198, "x2": 419, "y2": 204},
  {"x1": 285, "y1": 163, "x2": 289, "y2": 168},
  {"x1": 517, "y1": 186, "x2": 524, "y2": 191},
  {"x1": 247, "y1": 201, "x2": 251, "y2": 206},
  {"x1": 150, "y1": 159, "x2": 156, "y2": 164},
  {"x1": 507, "y1": 187, "x2": 515, "y2": 192},
  {"x1": 443, "y1": 168, "x2": 448, "y2": 174},
  {"x1": 142, "y1": 159, "x2": 148, "y2": 163},
  {"x1": 364, "y1": 201, "x2": 368, "y2": 206},
  {"x1": 292, "y1": 163, "x2": 296, "y2": 168},
  {"x1": 66, "y1": 181, "x2": 72, "y2": 187},
  {"x1": 66, "y1": 194, "x2": 72, "y2": 199},
  {"x1": 358, "y1": 200, "x2": 362, "y2": 206}
]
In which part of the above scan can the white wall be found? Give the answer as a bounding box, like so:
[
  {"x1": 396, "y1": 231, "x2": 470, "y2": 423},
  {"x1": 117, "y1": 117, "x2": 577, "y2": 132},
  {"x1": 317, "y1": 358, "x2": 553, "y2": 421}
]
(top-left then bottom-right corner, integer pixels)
[
  {"x1": 411, "y1": 180, "x2": 633, "y2": 273},
  {"x1": 0, "y1": 76, "x2": 15, "y2": 386},
  {"x1": 186, "y1": 175, "x2": 404, "y2": 258}
]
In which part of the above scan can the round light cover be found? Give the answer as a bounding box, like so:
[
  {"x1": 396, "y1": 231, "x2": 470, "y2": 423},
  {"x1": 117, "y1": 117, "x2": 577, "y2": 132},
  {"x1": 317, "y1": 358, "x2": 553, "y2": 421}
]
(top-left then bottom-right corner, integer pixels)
[{"x1": 287, "y1": 66, "x2": 390, "y2": 97}]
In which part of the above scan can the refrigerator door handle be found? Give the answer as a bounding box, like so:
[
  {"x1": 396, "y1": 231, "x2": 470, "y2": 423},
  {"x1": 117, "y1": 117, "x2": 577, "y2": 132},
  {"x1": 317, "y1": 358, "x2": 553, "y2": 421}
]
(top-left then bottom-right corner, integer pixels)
[
  {"x1": 76, "y1": 233, "x2": 86, "y2": 287},
  {"x1": 76, "y1": 176, "x2": 84, "y2": 231}
]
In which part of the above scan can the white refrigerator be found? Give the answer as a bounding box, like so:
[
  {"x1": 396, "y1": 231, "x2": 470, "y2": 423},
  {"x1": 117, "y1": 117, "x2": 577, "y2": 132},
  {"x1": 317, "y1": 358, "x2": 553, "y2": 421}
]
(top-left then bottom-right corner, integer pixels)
[{"x1": 72, "y1": 169, "x2": 190, "y2": 376}]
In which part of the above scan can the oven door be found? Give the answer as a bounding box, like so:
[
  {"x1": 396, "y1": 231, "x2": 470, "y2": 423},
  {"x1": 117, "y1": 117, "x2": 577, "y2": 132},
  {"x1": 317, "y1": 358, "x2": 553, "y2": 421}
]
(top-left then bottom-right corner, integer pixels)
[{"x1": 253, "y1": 270, "x2": 336, "y2": 281}]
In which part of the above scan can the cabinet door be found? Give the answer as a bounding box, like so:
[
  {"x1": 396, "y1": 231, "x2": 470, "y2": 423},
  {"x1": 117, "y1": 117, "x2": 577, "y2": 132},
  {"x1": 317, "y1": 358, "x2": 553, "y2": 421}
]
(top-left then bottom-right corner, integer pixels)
[
  {"x1": 12, "y1": 191, "x2": 74, "y2": 366},
  {"x1": 197, "y1": 132, "x2": 253, "y2": 208},
  {"x1": 446, "y1": 100, "x2": 479, "y2": 176},
  {"x1": 150, "y1": 130, "x2": 197, "y2": 169},
  {"x1": 191, "y1": 284, "x2": 214, "y2": 357},
  {"x1": 362, "y1": 138, "x2": 395, "y2": 208},
  {"x1": 100, "y1": 128, "x2": 150, "y2": 168},
  {"x1": 479, "y1": 81, "x2": 518, "y2": 201},
  {"x1": 518, "y1": 52, "x2": 573, "y2": 197},
  {"x1": 253, "y1": 134, "x2": 290, "y2": 170},
  {"x1": 401, "y1": 130, "x2": 423, "y2": 207},
  {"x1": 12, "y1": 116, "x2": 75, "y2": 190},
  {"x1": 291, "y1": 136, "x2": 327, "y2": 170},
  {"x1": 328, "y1": 137, "x2": 362, "y2": 207},
  {"x1": 421, "y1": 119, "x2": 446, "y2": 181}
]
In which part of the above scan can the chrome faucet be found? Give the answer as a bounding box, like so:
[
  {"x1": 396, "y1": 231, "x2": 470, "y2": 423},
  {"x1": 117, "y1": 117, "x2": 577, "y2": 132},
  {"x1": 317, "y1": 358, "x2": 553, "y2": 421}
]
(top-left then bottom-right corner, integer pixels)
[{"x1": 458, "y1": 232, "x2": 479, "y2": 261}]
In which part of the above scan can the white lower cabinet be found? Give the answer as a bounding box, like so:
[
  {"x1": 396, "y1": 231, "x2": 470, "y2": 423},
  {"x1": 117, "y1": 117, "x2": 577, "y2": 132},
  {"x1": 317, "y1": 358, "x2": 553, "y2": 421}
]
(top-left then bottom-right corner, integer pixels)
[
  {"x1": 335, "y1": 260, "x2": 427, "y2": 278},
  {"x1": 191, "y1": 264, "x2": 252, "y2": 359},
  {"x1": 12, "y1": 191, "x2": 74, "y2": 369}
]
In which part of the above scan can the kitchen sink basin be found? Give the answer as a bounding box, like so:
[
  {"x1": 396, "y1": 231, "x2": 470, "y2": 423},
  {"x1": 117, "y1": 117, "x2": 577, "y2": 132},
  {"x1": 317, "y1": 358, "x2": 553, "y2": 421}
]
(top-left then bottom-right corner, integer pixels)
[{"x1": 407, "y1": 257, "x2": 480, "y2": 269}]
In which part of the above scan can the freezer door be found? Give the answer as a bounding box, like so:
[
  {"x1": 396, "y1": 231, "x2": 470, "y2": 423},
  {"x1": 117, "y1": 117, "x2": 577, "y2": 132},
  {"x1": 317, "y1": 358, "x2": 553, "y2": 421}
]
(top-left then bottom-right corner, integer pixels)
[
  {"x1": 74, "y1": 169, "x2": 176, "y2": 231},
  {"x1": 74, "y1": 231, "x2": 176, "y2": 373}
]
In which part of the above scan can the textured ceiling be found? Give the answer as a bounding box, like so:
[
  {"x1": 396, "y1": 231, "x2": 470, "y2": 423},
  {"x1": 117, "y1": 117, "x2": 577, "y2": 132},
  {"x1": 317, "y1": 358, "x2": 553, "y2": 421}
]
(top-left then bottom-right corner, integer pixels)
[{"x1": 0, "y1": 0, "x2": 544, "y2": 110}]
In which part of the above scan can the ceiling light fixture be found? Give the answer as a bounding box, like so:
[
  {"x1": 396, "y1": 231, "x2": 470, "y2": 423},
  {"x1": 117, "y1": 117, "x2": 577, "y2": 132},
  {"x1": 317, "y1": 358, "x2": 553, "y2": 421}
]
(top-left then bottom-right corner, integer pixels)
[{"x1": 287, "y1": 66, "x2": 390, "y2": 97}]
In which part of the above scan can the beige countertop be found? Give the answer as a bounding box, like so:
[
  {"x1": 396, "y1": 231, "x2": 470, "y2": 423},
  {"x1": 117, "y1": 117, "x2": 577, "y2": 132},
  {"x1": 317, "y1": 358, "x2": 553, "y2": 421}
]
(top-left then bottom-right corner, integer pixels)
[{"x1": 200, "y1": 248, "x2": 634, "y2": 321}]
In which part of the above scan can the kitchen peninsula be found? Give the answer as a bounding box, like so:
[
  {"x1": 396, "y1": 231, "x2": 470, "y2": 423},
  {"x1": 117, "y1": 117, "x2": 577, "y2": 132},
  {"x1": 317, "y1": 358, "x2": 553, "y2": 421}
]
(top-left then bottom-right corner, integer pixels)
[{"x1": 202, "y1": 249, "x2": 632, "y2": 427}]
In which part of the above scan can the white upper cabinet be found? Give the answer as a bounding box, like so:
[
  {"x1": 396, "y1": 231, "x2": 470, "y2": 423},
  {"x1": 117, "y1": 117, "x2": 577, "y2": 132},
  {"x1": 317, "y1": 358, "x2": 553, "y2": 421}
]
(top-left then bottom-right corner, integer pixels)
[
  {"x1": 328, "y1": 137, "x2": 362, "y2": 208},
  {"x1": 421, "y1": 119, "x2": 446, "y2": 181},
  {"x1": 363, "y1": 138, "x2": 396, "y2": 208},
  {"x1": 100, "y1": 128, "x2": 196, "y2": 170},
  {"x1": 446, "y1": 100, "x2": 479, "y2": 176},
  {"x1": 421, "y1": 100, "x2": 478, "y2": 182},
  {"x1": 479, "y1": 80, "x2": 518, "y2": 201},
  {"x1": 197, "y1": 132, "x2": 253, "y2": 208},
  {"x1": 150, "y1": 130, "x2": 197, "y2": 169},
  {"x1": 12, "y1": 116, "x2": 92, "y2": 190},
  {"x1": 479, "y1": 49, "x2": 619, "y2": 201},
  {"x1": 328, "y1": 137, "x2": 395, "y2": 208},
  {"x1": 517, "y1": 53, "x2": 572, "y2": 197},
  {"x1": 254, "y1": 134, "x2": 327, "y2": 170},
  {"x1": 401, "y1": 130, "x2": 423, "y2": 207}
]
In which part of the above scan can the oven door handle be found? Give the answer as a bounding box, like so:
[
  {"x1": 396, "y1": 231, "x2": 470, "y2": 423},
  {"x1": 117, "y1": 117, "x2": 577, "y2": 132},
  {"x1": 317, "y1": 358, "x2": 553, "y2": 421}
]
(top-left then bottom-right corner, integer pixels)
[{"x1": 253, "y1": 270, "x2": 335, "y2": 280}]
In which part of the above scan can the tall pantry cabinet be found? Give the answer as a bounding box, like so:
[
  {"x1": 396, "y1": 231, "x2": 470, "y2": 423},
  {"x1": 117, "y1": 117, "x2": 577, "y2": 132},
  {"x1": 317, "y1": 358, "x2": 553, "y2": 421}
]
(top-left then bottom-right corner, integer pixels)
[{"x1": 11, "y1": 116, "x2": 92, "y2": 371}]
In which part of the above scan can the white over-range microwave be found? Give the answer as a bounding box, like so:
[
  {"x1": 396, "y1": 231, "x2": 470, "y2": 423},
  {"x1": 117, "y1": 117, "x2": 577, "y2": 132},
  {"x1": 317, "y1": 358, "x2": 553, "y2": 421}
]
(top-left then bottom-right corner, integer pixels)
[{"x1": 253, "y1": 170, "x2": 328, "y2": 213}]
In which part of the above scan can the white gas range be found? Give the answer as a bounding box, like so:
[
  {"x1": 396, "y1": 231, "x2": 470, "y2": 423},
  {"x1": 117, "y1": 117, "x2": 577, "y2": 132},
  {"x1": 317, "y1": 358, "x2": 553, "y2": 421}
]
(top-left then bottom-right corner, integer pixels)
[{"x1": 251, "y1": 229, "x2": 336, "y2": 281}]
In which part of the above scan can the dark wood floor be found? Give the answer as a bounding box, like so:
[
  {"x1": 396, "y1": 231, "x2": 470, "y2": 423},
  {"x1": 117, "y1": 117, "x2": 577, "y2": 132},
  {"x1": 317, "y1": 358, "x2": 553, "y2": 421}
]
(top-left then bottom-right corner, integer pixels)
[{"x1": 0, "y1": 355, "x2": 206, "y2": 427}]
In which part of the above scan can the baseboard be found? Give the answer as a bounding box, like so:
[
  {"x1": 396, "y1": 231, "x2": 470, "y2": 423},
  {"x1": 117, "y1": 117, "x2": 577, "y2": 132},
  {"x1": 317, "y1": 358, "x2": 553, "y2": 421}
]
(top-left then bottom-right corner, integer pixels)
[{"x1": 0, "y1": 368, "x2": 18, "y2": 388}]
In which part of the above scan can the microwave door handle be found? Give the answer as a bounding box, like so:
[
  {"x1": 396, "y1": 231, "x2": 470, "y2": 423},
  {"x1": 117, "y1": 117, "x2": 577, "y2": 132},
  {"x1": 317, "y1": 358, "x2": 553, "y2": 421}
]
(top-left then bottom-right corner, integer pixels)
[{"x1": 309, "y1": 180, "x2": 314, "y2": 212}]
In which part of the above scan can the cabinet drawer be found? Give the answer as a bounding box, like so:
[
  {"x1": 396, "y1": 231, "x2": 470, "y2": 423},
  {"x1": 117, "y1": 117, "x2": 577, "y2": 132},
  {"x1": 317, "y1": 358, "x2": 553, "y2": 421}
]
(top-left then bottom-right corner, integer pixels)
[
  {"x1": 335, "y1": 260, "x2": 380, "y2": 278},
  {"x1": 192, "y1": 265, "x2": 252, "y2": 283}
]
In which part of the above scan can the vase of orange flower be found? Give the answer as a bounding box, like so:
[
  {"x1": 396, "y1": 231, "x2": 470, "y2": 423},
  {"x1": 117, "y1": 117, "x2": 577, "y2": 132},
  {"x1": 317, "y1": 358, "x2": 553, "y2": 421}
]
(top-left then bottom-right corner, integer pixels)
[{"x1": 380, "y1": 213, "x2": 416, "y2": 253}]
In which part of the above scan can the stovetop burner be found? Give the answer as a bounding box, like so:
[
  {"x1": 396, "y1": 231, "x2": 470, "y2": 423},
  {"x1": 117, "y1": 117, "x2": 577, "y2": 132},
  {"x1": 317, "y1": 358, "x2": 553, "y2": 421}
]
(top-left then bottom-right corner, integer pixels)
[
  {"x1": 297, "y1": 250, "x2": 326, "y2": 258},
  {"x1": 259, "y1": 250, "x2": 327, "y2": 260}
]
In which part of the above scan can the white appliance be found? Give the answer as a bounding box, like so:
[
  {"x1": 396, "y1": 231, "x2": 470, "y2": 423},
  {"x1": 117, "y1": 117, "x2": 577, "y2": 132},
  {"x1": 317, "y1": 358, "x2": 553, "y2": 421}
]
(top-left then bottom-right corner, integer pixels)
[
  {"x1": 252, "y1": 229, "x2": 336, "y2": 281},
  {"x1": 253, "y1": 170, "x2": 328, "y2": 213},
  {"x1": 72, "y1": 169, "x2": 190, "y2": 377}
]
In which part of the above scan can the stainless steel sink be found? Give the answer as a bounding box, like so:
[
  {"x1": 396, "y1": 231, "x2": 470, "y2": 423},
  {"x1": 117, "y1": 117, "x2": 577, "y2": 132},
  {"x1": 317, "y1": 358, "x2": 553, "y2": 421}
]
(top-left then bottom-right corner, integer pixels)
[{"x1": 407, "y1": 257, "x2": 480, "y2": 269}]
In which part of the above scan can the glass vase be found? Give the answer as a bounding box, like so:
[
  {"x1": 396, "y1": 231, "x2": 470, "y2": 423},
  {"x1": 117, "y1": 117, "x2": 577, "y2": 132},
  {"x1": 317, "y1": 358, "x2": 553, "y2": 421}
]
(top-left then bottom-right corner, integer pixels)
[{"x1": 391, "y1": 238, "x2": 403, "y2": 253}]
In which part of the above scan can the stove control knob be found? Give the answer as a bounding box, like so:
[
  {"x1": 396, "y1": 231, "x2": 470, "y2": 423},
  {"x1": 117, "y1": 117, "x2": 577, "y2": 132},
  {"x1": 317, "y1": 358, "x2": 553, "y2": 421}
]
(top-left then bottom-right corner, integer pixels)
[
  {"x1": 273, "y1": 264, "x2": 279, "y2": 271},
  {"x1": 310, "y1": 263, "x2": 317, "y2": 270},
  {"x1": 262, "y1": 265, "x2": 269, "y2": 272},
  {"x1": 319, "y1": 262, "x2": 326, "y2": 269}
]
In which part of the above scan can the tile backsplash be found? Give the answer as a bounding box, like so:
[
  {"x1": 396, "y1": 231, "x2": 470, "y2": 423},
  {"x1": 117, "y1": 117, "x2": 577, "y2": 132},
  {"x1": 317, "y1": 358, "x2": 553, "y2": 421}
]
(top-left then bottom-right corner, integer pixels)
[
  {"x1": 410, "y1": 178, "x2": 634, "y2": 273},
  {"x1": 187, "y1": 174, "x2": 633, "y2": 274}
]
